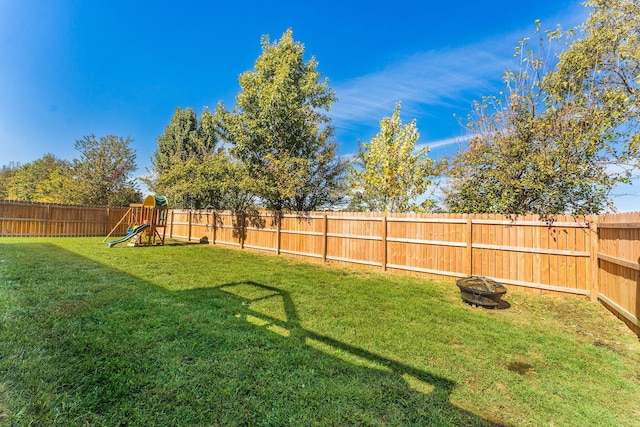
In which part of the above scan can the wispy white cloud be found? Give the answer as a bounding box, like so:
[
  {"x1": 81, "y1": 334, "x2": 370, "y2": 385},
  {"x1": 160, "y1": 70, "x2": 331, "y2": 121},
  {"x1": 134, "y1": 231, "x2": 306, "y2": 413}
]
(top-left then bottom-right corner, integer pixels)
[
  {"x1": 415, "y1": 134, "x2": 473, "y2": 152},
  {"x1": 329, "y1": 36, "x2": 516, "y2": 132},
  {"x1": 328, "y1": 3, "x2": 588, "y2": 145}
]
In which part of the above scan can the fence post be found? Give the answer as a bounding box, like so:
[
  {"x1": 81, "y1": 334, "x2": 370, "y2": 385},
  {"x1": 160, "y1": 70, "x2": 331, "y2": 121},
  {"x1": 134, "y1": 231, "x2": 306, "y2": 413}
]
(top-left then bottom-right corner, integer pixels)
[
  {"x1": 169, "y1": 210, "x2": 174, "y2": 238},
  {"x1": 188, "y1": 210, "x2": 192, "y2": 242},
  {"x1": 322, "y1": 213, "x2": 328, "y2": 262},
  {"x1": 240, "y1": 212, "x2": 245, "y2": 249},
  {"x1": 212, "y1": 211, "x2": 217, "y2": 244},
  {"x1": 589, "y1": 219, "x2": 600, "y2": 302},
  {"x1": 276, "y1": 212, "x2": 282, "y2": 255},
  {"x1": 466, "y1": 216, "x2": 473, "y2": 277},
  {"x1": 45, "y1": 204, "x2": 51, "y2": 237},
  {"x1": 381, "y1": 213, "x2": 387, "y2": 271},
  {"x1": 105, "y1": 208, "x2": 109, "y2": 236}
]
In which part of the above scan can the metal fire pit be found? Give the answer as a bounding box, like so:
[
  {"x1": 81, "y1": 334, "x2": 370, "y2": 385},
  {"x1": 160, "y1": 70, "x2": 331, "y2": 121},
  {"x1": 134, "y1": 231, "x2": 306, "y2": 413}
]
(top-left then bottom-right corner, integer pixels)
[{"x1": 456, "y1": 276, "x2": 507, "y2": 308}]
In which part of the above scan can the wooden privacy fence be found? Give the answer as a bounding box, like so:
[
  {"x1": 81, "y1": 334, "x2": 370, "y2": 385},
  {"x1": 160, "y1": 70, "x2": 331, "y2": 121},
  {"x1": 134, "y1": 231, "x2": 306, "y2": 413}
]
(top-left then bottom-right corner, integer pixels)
[
  {"x1": 0, "y1": 200, "x2": 130, "y2": 237},
  {"x1": 0, "y1": 200, "x2": 638, "y2": 335},
  {"x1": 596, "y1": 212, "x2": 640, "y2": 335},
  {"x1": 168, "y1": 211, "x2": 595, "y2": 294}
]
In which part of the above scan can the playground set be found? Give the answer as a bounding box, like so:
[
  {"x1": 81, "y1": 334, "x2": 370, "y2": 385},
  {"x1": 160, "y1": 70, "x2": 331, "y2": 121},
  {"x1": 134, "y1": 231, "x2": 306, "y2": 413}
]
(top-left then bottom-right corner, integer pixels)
[{"x1": 104, "y1": 195, "x2": 168, "y2": 247}]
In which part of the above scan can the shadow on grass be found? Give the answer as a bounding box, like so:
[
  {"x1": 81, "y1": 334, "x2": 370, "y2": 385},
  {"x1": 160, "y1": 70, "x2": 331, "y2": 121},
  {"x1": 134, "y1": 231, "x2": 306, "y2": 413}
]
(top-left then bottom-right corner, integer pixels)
[
  {"x1": 0, "y1": 243, "x2": 504, "y2": 426},
  {"x1": 218, "y1": 281, "x2": 506, "y2": 424}
]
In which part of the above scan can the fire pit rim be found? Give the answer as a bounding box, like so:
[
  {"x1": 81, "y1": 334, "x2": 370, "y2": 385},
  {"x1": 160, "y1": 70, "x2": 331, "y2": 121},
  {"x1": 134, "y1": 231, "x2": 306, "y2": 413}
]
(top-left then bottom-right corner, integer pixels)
[{"x1": 456, "y1": 275, "x2": 507, "y2": 307}]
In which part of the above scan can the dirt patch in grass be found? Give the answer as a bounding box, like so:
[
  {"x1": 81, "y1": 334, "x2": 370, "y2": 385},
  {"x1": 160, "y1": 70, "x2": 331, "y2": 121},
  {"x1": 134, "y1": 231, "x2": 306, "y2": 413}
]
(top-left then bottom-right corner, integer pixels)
[
  {"x1": 507, "y1": 361, "x2": 535, "y2": 375},
  {"x1": 592, "y1": 339, "x2": 629, "y2": 356},
  {"x1": 505, "y1": 291, "x2": 638, "y2": 350}
]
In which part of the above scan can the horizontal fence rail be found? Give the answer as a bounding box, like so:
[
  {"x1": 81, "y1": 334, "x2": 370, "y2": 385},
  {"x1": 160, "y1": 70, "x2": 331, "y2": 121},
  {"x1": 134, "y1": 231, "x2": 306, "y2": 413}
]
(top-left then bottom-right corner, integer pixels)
[{"x1": 1, "y1": 200, "x2": 638, "y2": 335}]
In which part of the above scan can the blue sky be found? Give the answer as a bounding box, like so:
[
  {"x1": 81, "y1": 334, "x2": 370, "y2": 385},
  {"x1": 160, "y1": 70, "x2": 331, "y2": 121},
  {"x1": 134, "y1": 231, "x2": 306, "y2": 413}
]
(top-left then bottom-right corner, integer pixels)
[{"x1": 1, "y1": 1, "x2": 637, "y2": 210}]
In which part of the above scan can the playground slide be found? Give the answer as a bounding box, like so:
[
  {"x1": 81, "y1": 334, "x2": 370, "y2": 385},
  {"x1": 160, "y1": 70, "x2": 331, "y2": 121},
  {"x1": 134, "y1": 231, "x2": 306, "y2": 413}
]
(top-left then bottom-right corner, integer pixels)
[{"x1": 107, "y1": 223, "x2": 150, "y2": 248}]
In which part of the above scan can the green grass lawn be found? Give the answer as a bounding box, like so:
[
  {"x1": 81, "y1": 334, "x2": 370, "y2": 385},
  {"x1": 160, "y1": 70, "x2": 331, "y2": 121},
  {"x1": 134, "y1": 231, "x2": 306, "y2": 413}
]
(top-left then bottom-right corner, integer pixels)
[{"x1": 1, "y1": 238, "x2": 639, "y2": 426}]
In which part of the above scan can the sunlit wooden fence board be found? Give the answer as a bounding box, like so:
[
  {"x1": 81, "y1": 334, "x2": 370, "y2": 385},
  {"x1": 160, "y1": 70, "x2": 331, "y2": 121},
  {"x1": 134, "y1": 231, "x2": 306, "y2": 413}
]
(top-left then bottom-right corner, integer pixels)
[
  {"x1": 470, "y1": 214, "x2": 594, "y2": 297},
  {"x1": 279, "y1": 213, "x2": 324, "y2": 259},
  {"x1": 244, "y1": 212, "x2": 278, "y2": 253},
  {"x1": 385, "y1": 213, "x2": 467, "y2": 279},
  {"x1": 188, "y1": 210, "x2": 215, "y2": 244},
  {"x1": 213, "y1": 212, "x2": 241, "y2": 247},
  {"x1": 167, "y1": 210, "x2": 189, "y2": 241},
  {"x1": 0, "y1": 200, "x2": 129, "y2": 237},
  {"x1": 326, "y1": 212, "x2": 384, "y2": 267}
]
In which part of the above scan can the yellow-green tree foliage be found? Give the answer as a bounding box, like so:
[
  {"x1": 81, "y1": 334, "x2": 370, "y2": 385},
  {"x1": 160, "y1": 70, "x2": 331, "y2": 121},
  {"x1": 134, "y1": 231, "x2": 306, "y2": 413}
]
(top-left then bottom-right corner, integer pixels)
[
  {"x1": 446, "y1": 1, "x2": 640, "y2": 216},
  {"x1": 6, "y1": 154, "x2": 73, "y2": 204},
  {"x1": 3, "y1": 135, "x2": 141, "y2": 207},
  {"x1": 148, "y1": 106, "x2": 256, "y2": 211},
  {"x1": 0, "y1": 163, "x2": 18, "y2": 200},
  {"x1": 348, "y1": 102, "x2": 438, "y2": 212},
  {"x1": 548, "y1": 0, "x2": 639, "y2": 167}
]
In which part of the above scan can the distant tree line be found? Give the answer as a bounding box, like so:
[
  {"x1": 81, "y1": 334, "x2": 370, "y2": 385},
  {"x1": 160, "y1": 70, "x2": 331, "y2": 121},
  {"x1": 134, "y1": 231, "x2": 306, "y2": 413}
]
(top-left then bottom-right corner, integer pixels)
[
  {"x1": 3, "y1": 0, "x2": 638, "y2": 216},
  {"x1": 0, "y1": 135, "x2": 141, "y2": 206}
]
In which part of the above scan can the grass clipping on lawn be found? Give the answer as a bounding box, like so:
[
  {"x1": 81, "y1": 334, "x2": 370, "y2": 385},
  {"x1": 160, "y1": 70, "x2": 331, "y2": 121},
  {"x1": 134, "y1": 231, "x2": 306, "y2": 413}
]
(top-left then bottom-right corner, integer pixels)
[{"x1": 1, "y1": 238, "x2": 639, "y2": 426}]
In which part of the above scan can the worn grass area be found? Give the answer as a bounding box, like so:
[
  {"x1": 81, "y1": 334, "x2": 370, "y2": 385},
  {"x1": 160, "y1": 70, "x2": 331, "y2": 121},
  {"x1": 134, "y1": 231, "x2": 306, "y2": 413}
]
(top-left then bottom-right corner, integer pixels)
[{"x1": 1, "y1": 238, "x2": 639, "y2": 426}]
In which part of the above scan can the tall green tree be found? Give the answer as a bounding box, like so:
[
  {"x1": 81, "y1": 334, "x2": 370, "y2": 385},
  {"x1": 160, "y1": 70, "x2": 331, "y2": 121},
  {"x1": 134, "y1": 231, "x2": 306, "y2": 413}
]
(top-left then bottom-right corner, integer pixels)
[
  {"x1": 348, "y1": 102, "x2": 439, "y2": 212},
  {"x1": 223, "y1": 29, "x2": 347, "y2": 211},
  {"x1": 151, "y1": 107, "x2": 218, "y2": 178},
  {"x1": 148, "y1": 107, "x2": 225, "y2": 209},
  {"x1": 445, "y1": 7, "x2": 640, "y2": 216},
  {"x1": 72, "y1": 134, "x2": 141, "y2": 206}
]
